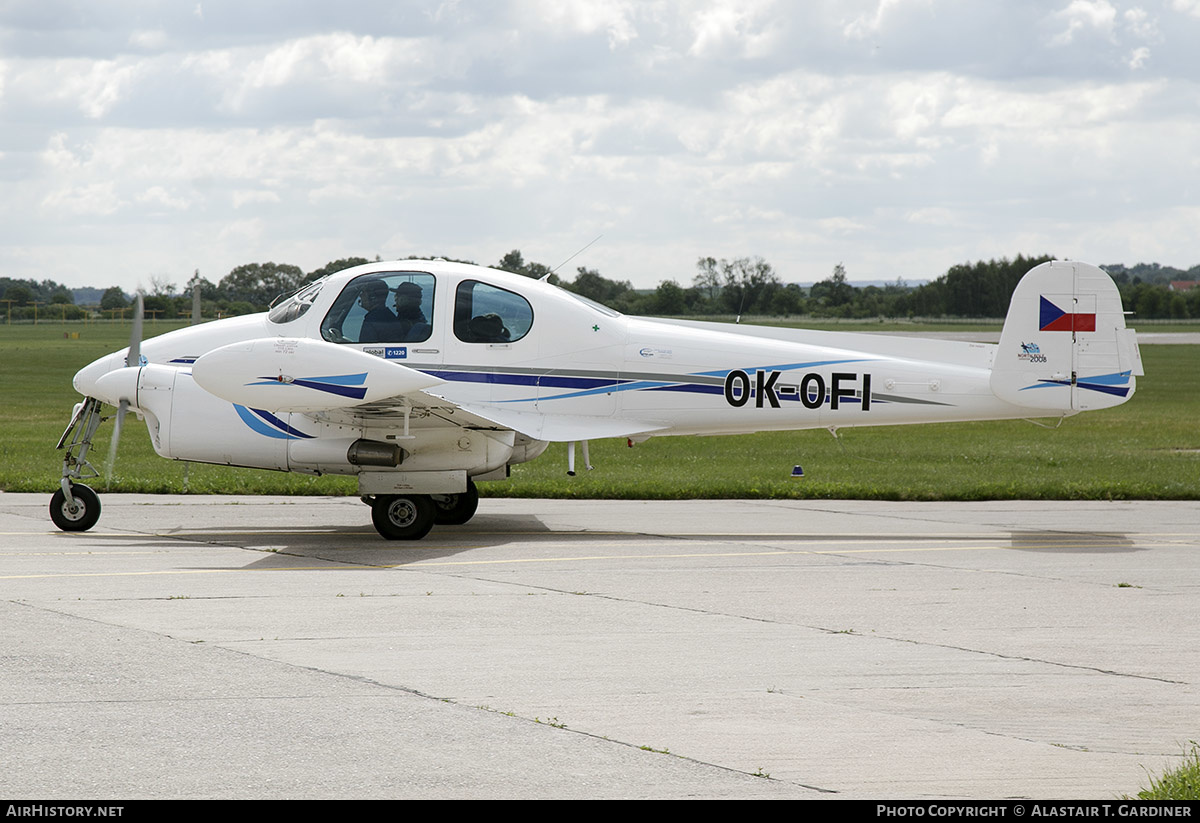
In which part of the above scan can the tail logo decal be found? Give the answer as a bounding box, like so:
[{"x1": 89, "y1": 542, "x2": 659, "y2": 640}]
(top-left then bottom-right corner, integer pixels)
[
  {"x1": 1018, "y1": 342, "x2": 1047, "y2": 363},
  {"x1": 1039, "y1": 296, "x2": 1096, "y2": 332}
]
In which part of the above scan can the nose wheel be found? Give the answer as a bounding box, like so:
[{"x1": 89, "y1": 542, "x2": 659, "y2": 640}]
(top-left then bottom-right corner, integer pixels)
[{"x1": 50, "y1": 484, "x2": 101, "y2": 532}]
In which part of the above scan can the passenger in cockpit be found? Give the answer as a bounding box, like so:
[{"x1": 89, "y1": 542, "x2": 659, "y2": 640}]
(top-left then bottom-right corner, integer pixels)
[
  {"x1": 394, "y1": 282, "x2": 430, "y2": 341},
  {"x1": 358, "y1": 280, "x2": 397, "y2": 343}
]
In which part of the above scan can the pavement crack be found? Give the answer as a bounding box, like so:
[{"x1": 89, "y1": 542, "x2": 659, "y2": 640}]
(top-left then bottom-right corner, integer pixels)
[{"x1": 429, "y1": 572, "x2": 1189, "y2": 686}]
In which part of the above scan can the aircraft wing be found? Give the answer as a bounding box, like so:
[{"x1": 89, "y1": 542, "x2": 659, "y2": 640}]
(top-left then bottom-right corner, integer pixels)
[
  {"x1": 330, "y1": 389, "x2": 667, "y2": 442},
  {"x1": 191, "y1": 336, "x2": 667, "y2": 442},
  {"x1": 424, "y1": 395, "x2": 668, "y2": 441}
]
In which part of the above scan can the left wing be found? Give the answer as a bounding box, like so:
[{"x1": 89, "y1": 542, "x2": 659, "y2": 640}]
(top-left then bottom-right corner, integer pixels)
[
  {"x1": 425, "y1": 396, "x2": 668, "y2": 442},
  {"x1": 192, "y1": 337, "x2": 666, "y2": 442},
  {"x1": 191, "y1": 337, "x2": 445, "y2": 413}
]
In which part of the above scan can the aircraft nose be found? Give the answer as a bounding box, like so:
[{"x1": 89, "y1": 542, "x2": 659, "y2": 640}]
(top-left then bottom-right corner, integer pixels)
[{"x1": 73, "y1": 351, "x2": 126, "y2": 397}]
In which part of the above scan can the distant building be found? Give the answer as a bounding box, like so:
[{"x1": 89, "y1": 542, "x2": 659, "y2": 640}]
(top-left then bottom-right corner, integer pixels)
[{"x1": 1168, "y1": 281, "x2": 1199, "y2": 292}]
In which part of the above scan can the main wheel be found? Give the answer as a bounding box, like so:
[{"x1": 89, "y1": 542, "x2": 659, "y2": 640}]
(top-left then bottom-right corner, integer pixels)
[
  {"x1": 50, "y1": 484, "x2": 101, "y2": 532},
  {"x1": 431, "y1": 480, "x2": 479, "y2": 526},
  {"x1": 371, "y1": 494, "x2": 435, "y2": 540}
]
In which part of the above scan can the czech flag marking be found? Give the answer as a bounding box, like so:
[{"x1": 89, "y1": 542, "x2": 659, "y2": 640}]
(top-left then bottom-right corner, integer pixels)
[{"x1": 1039, "y1": 296, "x2": 1096, "y2": 332}]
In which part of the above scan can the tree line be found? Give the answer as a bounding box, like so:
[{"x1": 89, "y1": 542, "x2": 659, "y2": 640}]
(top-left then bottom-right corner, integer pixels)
[{"x1": 3, "y1": 252, "x2": 1199, "y2": 322}]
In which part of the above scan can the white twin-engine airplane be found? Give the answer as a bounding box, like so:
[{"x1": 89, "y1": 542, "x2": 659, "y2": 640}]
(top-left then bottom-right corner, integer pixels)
[{"x1": 53, "y1": 258, "x2": 1142, "y2": 540}]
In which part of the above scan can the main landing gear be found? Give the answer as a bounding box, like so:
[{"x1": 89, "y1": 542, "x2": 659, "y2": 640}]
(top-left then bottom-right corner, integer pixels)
[
  {"x1": 431, "y1": 480, "x2": 479, "y2": 526},
  {"x1": 366, "y1": 480, "x2": 479, "y2": 540},
  {"x1": 371, "y1": 494, "x2": 436, "y2": 540}
]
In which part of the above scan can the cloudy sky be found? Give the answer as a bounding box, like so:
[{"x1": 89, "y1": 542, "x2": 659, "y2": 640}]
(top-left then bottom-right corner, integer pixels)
[{"x1": 2, "y1": 0, "x2": 1197, "y2": 293}]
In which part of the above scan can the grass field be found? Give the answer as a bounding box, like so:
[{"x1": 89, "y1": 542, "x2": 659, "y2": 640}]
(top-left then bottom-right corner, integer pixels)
[
  {"x1": 1, "y1": 320, "x2": 1196, "y2": 499},
  {"x1": 1135, "y1": 744, "x2": 1200, "y2": 800}
]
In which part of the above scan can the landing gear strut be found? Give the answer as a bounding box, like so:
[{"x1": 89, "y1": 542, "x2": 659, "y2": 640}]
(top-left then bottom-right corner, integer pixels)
[{"x1": 51, "y1": 398, "x2": 106, "y2": 534}]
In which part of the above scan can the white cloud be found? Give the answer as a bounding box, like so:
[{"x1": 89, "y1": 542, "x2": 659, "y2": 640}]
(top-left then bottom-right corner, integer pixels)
[
  {"x1": 905, "y1": 207, "x2": 959, "y2": 226},
  {"x1": 231, "y1": 190, "x2": 280, "y2": 208},
  {"x1": 188, "y1": 33, "x2": 438, "y2": 115},
  {"x1": 45, "y1": 58, "x2": 146, "y2": 119},
  {"x1": 940, "y1": 79, "x2": 1156, "y2": 131},
  {"x1": 1122, "y1": 7, "x2": 1159, "y2": 40},
  {"x1": 40, "y1": 181, "x2": 122, "y2": 216},
  {"x1": 3, "y1": 3, "x2": 1199, "y2": 290},
  {"x1": 1049, "y1": 0, "x2": 1118, "y2": 46},
  {"x1": 218, "y1": 218, "x2": 265, "y2": 244},
  {"x1": 523, "y1": 0, "x2": 640, "y2": 49},
  {"x1": 818, "y1": 216, "x2": 867, "y2": 234},
  {"x1": 138, "y1": 186, "x2": 191, "y2": 210},
  {"x1": 842, "y1": 0, "x2": 931, "y2": 41},
  {"x1": 129, "y1": 29, "x2": 169, "y2": 51},
  {"x1": 1169, "y1": 0, "x2": 1200, "y2": 18},
  {"x1": 688, "y1": 0, "x2": 783, "y2": 59},
  {"x1": 886, "y1": 76, "x2": 952, "y2": 140},
  {"x1": 40, "y1": 132, "x2": 82, "y2": 172}
]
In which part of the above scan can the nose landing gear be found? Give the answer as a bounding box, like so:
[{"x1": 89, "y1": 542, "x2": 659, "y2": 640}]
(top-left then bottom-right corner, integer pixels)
[{"x1": 51, "y1": 397, "x2": 106, "y2": 534}]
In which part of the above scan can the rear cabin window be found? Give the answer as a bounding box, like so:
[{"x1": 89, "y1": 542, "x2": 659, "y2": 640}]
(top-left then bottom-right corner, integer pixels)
[
  {"x1": 321, "y1": 272, "x2": 435, "y2": 344},
  {"x1": 453, "y1": 280, "x2": 533, "y2": 344}
]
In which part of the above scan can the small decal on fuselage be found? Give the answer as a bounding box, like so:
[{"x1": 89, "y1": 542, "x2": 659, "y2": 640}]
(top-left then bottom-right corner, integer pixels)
[{"x1": 363, "y1": 346, "x2": 408, "y2": 360}]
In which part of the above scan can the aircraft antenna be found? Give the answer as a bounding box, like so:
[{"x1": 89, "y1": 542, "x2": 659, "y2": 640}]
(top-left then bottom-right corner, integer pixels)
[{"x1": 546, "y1": 234, "x2": 604, "y2": 279}]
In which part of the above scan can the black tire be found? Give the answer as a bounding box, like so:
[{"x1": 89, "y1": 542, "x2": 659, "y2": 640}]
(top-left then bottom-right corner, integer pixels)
[
  {"x1": 371, "y1": 494, "x2": 435, "y2": 540},
  {"x1": 431, "y1": 480, "x2": 479, "y2": 526},
  {"x1": 50, "y1": 485, "x2": 101, "y2": 532}
]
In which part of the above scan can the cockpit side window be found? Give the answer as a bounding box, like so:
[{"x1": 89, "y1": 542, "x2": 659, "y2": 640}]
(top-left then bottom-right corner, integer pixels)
[
  {"x1": 321, "y1": 272, "x2": 435, "y2": 344},
  {"x1": 453, "y1": 280, "x2": 533, "y2": 344}
]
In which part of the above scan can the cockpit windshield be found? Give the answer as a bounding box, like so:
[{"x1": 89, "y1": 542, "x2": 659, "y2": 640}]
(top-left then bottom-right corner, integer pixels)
[{"x1": 267, "y1": 279, "x2": 325, "y2": 324}]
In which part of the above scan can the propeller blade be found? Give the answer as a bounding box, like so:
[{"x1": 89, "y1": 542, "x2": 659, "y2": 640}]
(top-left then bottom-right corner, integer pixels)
[
  {"x1": 127, "y1": 293, "x2": 143, "y2": 367},
  {"x1": 106, "y1": 296, "x2": 143, "y2": 488},
  {"x1": 105, "y1": 399, "x2": 127, "y2": 488}
]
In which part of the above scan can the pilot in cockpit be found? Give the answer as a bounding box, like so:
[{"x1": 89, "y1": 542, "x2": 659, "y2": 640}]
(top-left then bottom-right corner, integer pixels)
[{"x1": 358, "y1": 280, "x2": 396, "y2": 343}]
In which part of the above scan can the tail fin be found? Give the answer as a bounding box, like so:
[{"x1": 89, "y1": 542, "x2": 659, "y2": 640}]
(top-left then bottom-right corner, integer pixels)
[{"x1": 990, "y1": 261, "x2": 1142, "y2": 412}]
